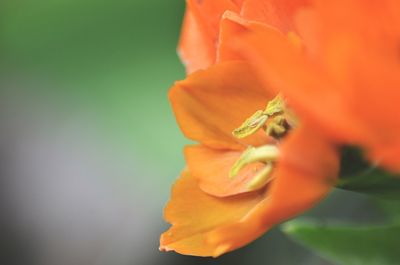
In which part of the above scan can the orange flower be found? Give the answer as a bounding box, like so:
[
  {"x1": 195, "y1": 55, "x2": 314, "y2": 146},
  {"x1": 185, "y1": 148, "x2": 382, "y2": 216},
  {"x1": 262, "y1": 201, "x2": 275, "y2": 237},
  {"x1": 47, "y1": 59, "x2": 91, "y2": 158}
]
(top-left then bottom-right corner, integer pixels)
[
  {"x1": 179, "y1": 0, "x2": 309, "y2": 73},
  {"x1": 160, "y1": 61, "x2": 339, "y2": 257},
  {"x1": 231, "y1": 0, "x2": 400, "y2": 171}
]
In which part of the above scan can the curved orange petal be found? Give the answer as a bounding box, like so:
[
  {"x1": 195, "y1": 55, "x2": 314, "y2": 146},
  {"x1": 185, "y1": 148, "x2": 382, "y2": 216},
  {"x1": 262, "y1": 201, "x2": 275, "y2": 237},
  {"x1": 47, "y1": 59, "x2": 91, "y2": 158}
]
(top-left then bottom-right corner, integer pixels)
[
  {"x1": 187, "y1": 0, "x2": 239, "y2": 37},
  {"x1": 160, "y1": 170, "x2": 266, "y2": 257},
  {"x1": 240, "y1": 0, "x2": 310, "y2": 33},
  {"x1": 207, "y1": 125, "x2": 339, "y2": 256},
  {"x1": 169, "y1": 61, "x2": 273, "y2": 150},
  {"x1": 292, "y1": 0, "x2": 400, "y2": 171},
  {"x1": 179, "y1": 0, "x2": 240, "y2": 73},
  {"x1": 357, "y1": 65, "x2": 400, "y2": 171},
  {"x1": 185, "y1": 145, "x2": 266, "y2": 197},
  {"x1": 368, "y1": 142, "x2": 400, "y2": 173},
  {"x1": 160, "y1": 127, "x2": 338, "y2": 257},
  {"x1": 233, "y1": 21, "x2": 371, "y2": 145},
  {"x1": 309, "y1": 0, "x2": 400, "y2": 170},
  {"x1": 178, "y1": 8, "x2": 215, "y2": 74},
  {"x1": 217, "y1": 11, "x2": 248, "y2": 62},
  {"x1": 217, "y1": 0, "x2": 309, "y2": 63},
  {"x1": 231, "y1": 0, "x2": 245, "y2": 8}
]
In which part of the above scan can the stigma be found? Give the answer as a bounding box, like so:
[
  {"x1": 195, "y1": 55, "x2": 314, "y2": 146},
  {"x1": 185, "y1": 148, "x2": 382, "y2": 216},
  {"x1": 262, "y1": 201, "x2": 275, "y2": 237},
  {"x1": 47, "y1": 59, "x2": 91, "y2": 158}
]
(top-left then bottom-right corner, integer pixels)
[
  {"x1": 230, "y1": 145, "x2": 280, "y2": 178},
  {"x1": 230, "y1": 145, "x2": 279, "y2": 192}
]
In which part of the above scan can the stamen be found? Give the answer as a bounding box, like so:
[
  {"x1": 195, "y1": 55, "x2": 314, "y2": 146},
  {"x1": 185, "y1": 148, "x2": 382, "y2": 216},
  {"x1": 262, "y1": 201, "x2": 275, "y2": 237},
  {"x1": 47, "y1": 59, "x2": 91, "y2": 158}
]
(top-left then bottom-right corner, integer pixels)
[
  {"x1": 230, "y1": 145, "x2": 279, "y2": 178},
  {"x1": 232, "y1": 110, "x2": 268, "y2": 139},
  {"x1": 247, "y1": 163, "x2": 274, "y2": 191},
  {"x1": 228, "y1": 94, "x2": 294, "y2": 190},
  {"x1": 232, "y1": 94, "x2": 287, "y2": 140},
  {"x1": 264, "y1": 94, "x2": 285, "y2": 116}
]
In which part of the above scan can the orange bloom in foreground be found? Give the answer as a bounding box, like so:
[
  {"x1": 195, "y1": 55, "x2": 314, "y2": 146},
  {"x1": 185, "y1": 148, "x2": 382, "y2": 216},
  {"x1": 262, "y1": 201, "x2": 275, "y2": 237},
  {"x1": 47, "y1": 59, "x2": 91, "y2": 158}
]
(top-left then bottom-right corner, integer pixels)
[
  {"x1": 160, "y1": 61, "x2": 338, "y2": 257},
  {"x1": 232, "y1": 0, "x2": 400, "y2": 171}
]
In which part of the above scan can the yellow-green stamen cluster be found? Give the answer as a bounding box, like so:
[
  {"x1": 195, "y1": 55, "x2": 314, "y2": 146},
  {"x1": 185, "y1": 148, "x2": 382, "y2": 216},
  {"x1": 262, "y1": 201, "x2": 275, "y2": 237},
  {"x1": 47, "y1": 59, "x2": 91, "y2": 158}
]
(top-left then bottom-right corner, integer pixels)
[
  {"x1": 230, "y1": 94, "x2": 292, "y2": 191},
  {"x1": 232, "y1": 94, "x2": 290, "y2": 140}
]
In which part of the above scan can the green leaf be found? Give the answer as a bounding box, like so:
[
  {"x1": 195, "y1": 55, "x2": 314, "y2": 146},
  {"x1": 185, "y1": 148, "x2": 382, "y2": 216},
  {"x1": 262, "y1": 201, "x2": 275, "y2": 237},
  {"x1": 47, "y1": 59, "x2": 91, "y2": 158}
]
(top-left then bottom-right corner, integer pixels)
[
  {"x1": 337, "y1": 147, "x2": 400, "y2": 200},
  {"x1": 375, "y1": 199, "x2": 400, "y2": 222},
  {"x1": 338, "y1": 167, "x2": 400, "y2": 200},
  {"x1": 283, "y1": 220, "x2": 400, "y2": 265}
]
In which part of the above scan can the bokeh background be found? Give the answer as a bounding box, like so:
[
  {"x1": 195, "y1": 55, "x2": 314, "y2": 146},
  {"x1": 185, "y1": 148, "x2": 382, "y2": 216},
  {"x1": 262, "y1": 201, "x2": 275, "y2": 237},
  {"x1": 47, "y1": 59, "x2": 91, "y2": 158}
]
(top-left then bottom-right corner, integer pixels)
[{"x1": 0, "y1": 1, "x2": 384, "y2": 265}]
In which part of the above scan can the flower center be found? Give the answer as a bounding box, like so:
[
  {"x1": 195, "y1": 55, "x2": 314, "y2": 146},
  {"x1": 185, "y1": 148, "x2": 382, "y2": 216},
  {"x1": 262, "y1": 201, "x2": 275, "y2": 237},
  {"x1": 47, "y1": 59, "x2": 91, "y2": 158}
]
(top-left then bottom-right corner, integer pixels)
[
  {"x1": 230, "y1": 94, "x2": 294, "y2": 191},
  {"x1": 232, "y1": 94, "x2": 292, "y2": 139}
]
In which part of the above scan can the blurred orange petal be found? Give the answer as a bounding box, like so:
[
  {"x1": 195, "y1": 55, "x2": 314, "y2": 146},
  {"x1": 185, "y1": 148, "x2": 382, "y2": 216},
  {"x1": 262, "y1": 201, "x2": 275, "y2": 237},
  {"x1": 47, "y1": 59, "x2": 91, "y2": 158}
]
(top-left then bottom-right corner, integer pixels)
[
  {"x1": 218, "y1": 0, "x2": 309, "y2": 62},
  {"x1": 234, "y1": 0, "x2": 400, "y2": 171},
  {"x1": 207, "y1": 125, "x2": 339, "y2": 255},
  {"x1": 187, "y1": 0, "x2": 239, "y2": 37},
  {"x1": 309, "y1": 0, "x2": 400, "y2": 169},
  {"x1": 178, "y1": 8, "x2": 215, "y2": 74},
  {"x1": 169, "y1": 61, "x2": 273, "y2": 150},
  {"x1": 369, "y1": 143, "x2": 400, "y2": 172},
  {"x1": 159, "y1": 170, "x2": 265, "y2": 257},
  {"x1": 185, "y1": 145, "x2": 266, "y2": 197},
  {"x1": 233, "y1": 21, "x2": 369, "y2": 144},
  {"x1": 179, "y1": 0, "x2": 240, "y2": 73},
  {"x1": 217, "y1": 11, "x2": 255, "y2": 62},
  {"x1": 161, "y1": 126, "x2": 338, "y2": 257},
  {"x1": 241, "y1": 0, "x2": 309, "y2": 32}
]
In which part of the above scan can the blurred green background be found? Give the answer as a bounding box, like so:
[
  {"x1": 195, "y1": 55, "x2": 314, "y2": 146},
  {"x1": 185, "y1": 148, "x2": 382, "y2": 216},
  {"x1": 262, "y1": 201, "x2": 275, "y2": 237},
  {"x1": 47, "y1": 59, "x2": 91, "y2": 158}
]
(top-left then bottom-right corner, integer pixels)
[{"x1": 0, "y1": 1, "x2": 388, "y2": 265}]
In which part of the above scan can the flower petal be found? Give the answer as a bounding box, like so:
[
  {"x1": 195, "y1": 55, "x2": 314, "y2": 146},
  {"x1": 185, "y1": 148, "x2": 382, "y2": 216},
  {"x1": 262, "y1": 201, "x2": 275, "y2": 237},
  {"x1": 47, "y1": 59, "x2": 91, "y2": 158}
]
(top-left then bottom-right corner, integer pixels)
[
  {"x1": 369, "y1": 143, "x2": 400, "y2": 173},
  {"x1": 233, "y1": 21, "x2": 370, "y2": 144},
  {"x1": 217, "y1": 11, "x2": 249, "y2": 62},
  {"x1": 217, "y1": 0, "x2": 309, "y2": 63},
  {"x1": 161, "y1": 127, "x2": 338, "y2": 257},
  {"x1": 239, "y1": 0, "x2": 400, "y2": 171},
  {"x1": 240, "y1": 0, "x2": 309, "y2": 32},
  {"x1": 185, "y1": 145, "x2": 266, "y2": 197},
  {"x1": 169, "y1": 61, "x2": 273, "y2": 150},
  {"x1": 160, "y1": 170, "x2": 265, "y2": 257},
  {"x1": 178, "y1": 8, "x2": 215, "y2": 74},
  {"x1": 307, "y1": 0, "x2": 400, "y2": 170},
  {"x1": 179, "y1": 0, "x2": 240, "y2": 73},
  {"x1": 187, "y1": 0, "x2": 239, "y2": 37},
  {"x1": 207, "y1": 125, "x2": 339, "y2": 256}
]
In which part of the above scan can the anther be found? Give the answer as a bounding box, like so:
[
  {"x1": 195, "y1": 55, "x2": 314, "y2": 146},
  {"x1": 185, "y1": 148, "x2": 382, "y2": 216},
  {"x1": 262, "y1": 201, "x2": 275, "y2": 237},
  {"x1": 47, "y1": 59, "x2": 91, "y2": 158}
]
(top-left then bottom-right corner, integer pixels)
[
  {"x1": 232, "y1": 110, "x2": 268, "y2": 139},
  {"x1": 232, "y1": 94, "x2": 287, "y2": 140},
  {"x1": 264, "y1": 94, "x2": 285, "y2": 116}
]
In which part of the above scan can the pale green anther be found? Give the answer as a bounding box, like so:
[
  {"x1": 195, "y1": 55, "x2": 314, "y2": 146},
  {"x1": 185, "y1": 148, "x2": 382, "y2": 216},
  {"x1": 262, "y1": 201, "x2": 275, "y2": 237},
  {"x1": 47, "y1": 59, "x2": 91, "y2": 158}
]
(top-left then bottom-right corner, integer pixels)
[
  {"x1": 232, "y1": 110, "x2": 268, "y2": 139},
  {"x1": 264, "y1": 94, "x2": 285, "y2": 116},
  {"x1": 230, "y1": 145, "x2": 279, "y2": 179},
  {"x1": 247, "y1": 163, "x2": 274, "y2": 191}
]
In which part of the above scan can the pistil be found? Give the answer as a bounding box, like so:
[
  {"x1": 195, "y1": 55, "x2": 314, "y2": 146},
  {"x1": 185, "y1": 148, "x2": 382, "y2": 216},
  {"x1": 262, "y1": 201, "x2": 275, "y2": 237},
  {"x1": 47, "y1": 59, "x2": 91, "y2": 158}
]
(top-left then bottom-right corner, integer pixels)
[{"x1": 230, "y1": 145, "x2": 279, "y2": 178}]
